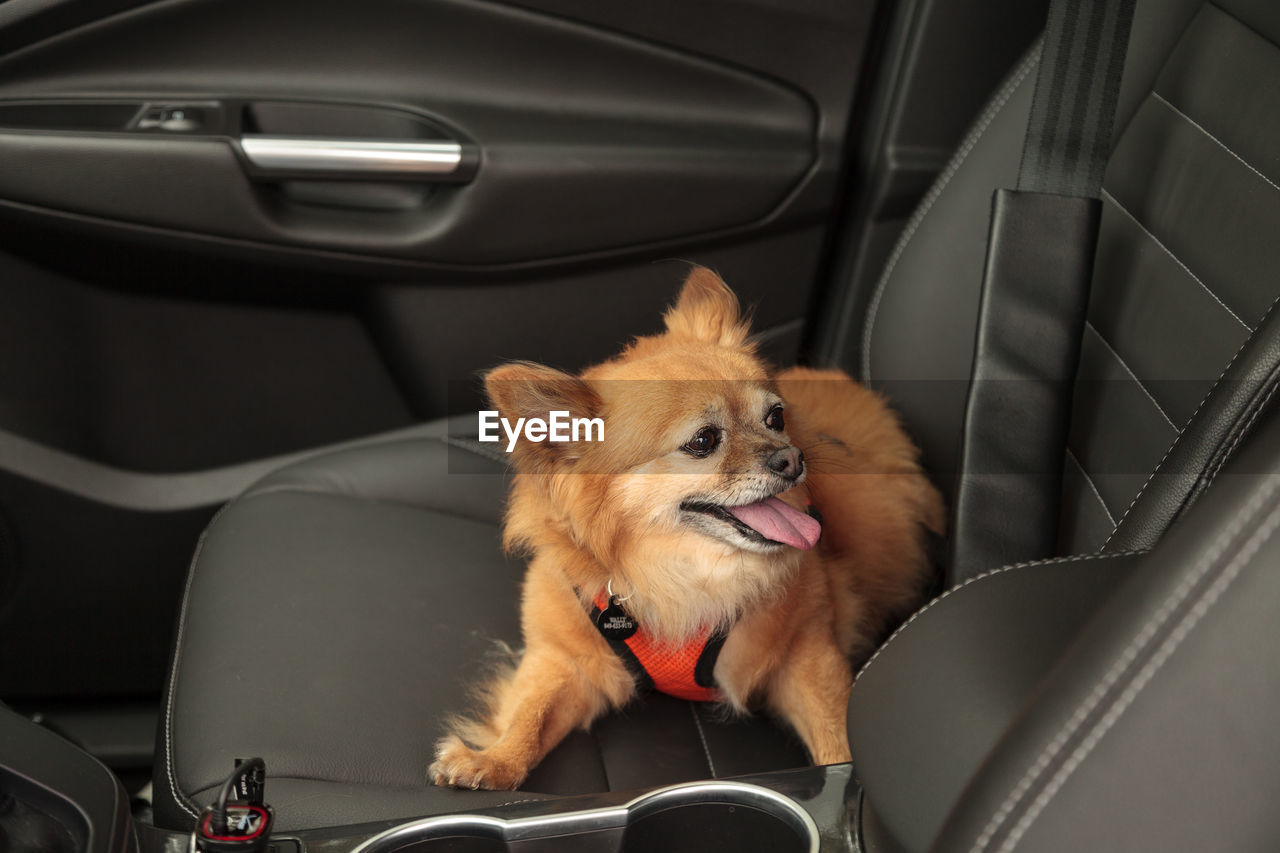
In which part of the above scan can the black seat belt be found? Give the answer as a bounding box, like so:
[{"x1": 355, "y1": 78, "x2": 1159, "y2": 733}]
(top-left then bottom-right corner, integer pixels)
[{"x1": 948, "y1": 0, "x2": 1137, "y2": 582}]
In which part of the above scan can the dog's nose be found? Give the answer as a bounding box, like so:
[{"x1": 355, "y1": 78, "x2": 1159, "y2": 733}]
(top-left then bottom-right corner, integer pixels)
[{"x1": 767, "y1": 446, "x2": 804, "y2": 480}]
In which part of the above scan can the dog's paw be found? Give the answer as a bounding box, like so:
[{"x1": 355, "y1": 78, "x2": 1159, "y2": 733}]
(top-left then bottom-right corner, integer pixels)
[{"x1": 429, "y1": 735, "x2": 525, "y2": 791}]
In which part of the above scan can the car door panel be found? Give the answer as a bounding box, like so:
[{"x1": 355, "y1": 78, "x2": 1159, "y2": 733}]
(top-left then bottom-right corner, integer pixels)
[
  {"x1": 0, "y1": 0, "x2": 878, "y2": 700},
  {"x1": 0, "y1": 0, "x2": 823, "y2": 266}
]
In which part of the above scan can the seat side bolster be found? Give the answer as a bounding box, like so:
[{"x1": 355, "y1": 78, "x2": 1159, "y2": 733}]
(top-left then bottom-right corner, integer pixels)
[
  {"x1": 848, "y1": 550, "x2": 1144, "y2": 853},
  {"x1": 932, "y1": 417, "x2": 1280, "y2": 853},
  {"x1": 244, "y1": 415, "x2": 510, "y2": 525}
]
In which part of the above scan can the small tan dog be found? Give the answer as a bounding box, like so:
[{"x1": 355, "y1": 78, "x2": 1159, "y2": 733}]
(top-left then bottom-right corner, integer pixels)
[{"x1": 431, "y1": 267, "x2": 943, "y2": 790}]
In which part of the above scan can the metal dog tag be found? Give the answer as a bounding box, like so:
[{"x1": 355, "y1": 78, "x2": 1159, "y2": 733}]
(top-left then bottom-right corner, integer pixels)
[{"x1": 596, "y1": 596, "x2": 638, "y2": 641}]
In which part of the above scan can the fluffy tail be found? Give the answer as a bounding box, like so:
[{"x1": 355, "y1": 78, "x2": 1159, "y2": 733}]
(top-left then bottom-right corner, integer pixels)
[{"x1": 776, "y1": 367, "x2": 945, "y2": 647}]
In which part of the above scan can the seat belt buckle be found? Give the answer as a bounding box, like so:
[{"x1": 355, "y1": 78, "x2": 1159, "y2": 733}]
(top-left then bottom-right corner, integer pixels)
[
  {"x1": 194, "y1": 803, "x2": 273, "y2": 853},
  {"x1": 192, "y1": 758, "x2": 274, "y2": 853}
]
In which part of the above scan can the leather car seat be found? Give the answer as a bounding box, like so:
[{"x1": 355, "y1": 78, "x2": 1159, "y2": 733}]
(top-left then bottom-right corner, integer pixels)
[{"x1": 156, "y1": 0, "x2": 1280, "y2": 846}]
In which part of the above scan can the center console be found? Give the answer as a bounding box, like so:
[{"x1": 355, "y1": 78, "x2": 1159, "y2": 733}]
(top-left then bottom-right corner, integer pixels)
[
  {"x1": 0, "y1": 707, "x2": 133, "y2": 853},
  {"x1": 321, "y1": 775, "x2": 836, "y2": 853},
  {"x1": 102, "y1": 760, "x2": 855, "y2": 853},
  {"x1": 3, "y1": 693, "x2": 861, "y2": 853}
]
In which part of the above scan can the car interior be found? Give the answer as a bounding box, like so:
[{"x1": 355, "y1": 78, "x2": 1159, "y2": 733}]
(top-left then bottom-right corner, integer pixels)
[{"x1": 3, "y1": 0, "x2": 1280, "y2": 850}]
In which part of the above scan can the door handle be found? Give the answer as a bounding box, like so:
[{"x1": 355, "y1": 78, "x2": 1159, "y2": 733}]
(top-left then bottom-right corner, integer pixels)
[{"x1": 238, "y1": 135, "x2": 464, "y2": 179}]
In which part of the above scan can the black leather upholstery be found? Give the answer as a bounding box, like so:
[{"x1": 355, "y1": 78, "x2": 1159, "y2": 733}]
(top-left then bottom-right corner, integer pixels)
[
  {"x1": 853, "y1": 416, "x2": 1280, "y2": 852},
  {"x1": 935, "y1": 418, "x2": 1280, "y2": 852},
  {"x1": 859, "y1": 43, "x2": 1042, "y2": 499},
  {"x1": 865, "y1": 0, "x2": 1280, "y2": 581},
  {"x1": 949, "y1": 191, "x2": 1099, "y2": 576},
  {"x1": 160, "y1": 0, "x2": 1280, "y2": 843},
  {"x1": 843, "y1": 0, "x2": 1280, "y2": 848},
  {"x1": 1066, "y1": 0, "x2": 1280, "y2": 557},
  {"x1": 154, "y1": 417, "x2": 805, "y2": 832},
  {"x1": 850, "y1": 551, "x2": 1146, "y2": 853}
]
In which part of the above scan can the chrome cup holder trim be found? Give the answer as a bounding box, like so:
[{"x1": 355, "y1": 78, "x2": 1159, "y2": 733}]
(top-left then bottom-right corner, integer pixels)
[{"x1": 351, "y1": 780, "x2": 819, "y2": 853}]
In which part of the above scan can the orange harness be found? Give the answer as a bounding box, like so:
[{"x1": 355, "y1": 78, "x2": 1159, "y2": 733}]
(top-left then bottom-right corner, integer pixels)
[{"x1": 590, "y1": 591, "x2": 726, "y2": 702}]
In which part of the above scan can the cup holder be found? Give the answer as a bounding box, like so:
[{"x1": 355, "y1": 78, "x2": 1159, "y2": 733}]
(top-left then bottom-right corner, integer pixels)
[{"x1": 351, "y1": 781, "x2": 819, "y2": 853}]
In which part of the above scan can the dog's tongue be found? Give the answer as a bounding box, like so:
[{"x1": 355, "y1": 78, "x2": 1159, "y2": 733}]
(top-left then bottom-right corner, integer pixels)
[{"x1": 727, "y1": 497, "x2": 821, "y2": 550}]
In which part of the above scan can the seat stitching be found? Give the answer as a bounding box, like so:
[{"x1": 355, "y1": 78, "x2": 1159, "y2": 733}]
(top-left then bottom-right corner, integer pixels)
[
  {"x1": 1151, "y1": 91, "x2": 1280, "y2": 195},
  {"x1": 495, "y1": 797, "x2": 551, "y2": 809},
  {"x1": 688, "y1": 703, "x2": 717, "y2": 778},
  {"x1": 1102, "y1": 293, "x2": 1280, "y2": 549},
  {"x1": 970, "y1": 474, "x2": 1280, "y2": 853},
  {"x1": 1084, "y1": 321, "x2": 1177, "y2": 431},
  {"x1": 1066, "y1": 447, "x2": 1115, "y2": 528},
  {"x1": 1204, "y1": 370, "x2": 1280, "y2": 487},
  {"x1": 1100, "y1": 189, "x2": 1249, "y2": 331},
  {"x1": 1005, "y1": 499, "x2": 1280, "y2": 851},
  {"x1": 164, "y1": 501, "x2": 235, "y2": 821},
  {"x1": 851, "y1": 550, "x2": 1145, "y2": 692},
  {"x1": 860, "y1": 43, "x2": 1043, "y2": 382},
  {"x1": 983, "y1": 478, "x2": 1280, "y2": 853}
]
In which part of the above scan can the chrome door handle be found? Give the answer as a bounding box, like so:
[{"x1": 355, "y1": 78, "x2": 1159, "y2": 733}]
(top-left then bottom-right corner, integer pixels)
[{"x1": 238, "y1": 136, "x2": 463, "y2": 177}]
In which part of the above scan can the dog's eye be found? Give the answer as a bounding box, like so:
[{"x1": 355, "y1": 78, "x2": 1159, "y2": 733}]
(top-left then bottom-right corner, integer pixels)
[
  {"x1": 682, "y1": 426, "x2": 721, "y2": 458},
  {"x1": 765, "y1": 405, "x2": 785, "y2": 432}
]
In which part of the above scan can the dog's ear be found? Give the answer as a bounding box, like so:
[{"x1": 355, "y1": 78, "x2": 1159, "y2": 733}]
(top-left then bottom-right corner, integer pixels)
[
  {"x1": 483, "y1": 361, "x2": 601, "y2": 470},
  {"x1": 663, "y1": 266, "x2": 751, "y2": 348}
]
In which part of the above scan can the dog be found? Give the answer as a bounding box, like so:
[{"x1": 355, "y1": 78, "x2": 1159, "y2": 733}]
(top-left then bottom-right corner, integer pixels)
[{"x1": 430, "y1": 266, "x2": 944, "y2": 790}]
